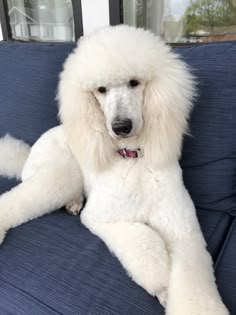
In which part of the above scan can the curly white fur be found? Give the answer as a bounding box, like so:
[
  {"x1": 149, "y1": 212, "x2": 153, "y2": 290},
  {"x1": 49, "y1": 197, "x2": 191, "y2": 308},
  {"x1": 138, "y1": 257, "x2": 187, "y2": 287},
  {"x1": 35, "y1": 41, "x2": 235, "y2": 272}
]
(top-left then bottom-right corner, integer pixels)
[
  {"x1": 0, "y1": 25, "x2": 228, "y2": 314},
  {"x1": 0, "y1": 135, "x2": 30, "y2": 179}
]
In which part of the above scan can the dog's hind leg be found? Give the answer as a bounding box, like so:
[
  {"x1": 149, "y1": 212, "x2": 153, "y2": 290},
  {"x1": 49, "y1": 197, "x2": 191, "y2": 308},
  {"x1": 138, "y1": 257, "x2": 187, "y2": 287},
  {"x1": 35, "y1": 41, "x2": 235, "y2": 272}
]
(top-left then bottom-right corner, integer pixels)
[
  {"x1": 0, "y1": 127, "x2": 83, "y2": 245},
  {"x1": 0, "y1": 162, "x2": 82, "y2": 245},
  {"x1": 81, "y1": 215, "x2": 170, "y2": 308}
]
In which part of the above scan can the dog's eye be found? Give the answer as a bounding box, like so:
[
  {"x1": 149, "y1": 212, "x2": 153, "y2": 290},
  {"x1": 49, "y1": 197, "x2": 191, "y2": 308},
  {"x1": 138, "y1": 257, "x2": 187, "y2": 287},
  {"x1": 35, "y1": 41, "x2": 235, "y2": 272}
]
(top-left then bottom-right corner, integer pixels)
[
  {"x1": 129, "y1": 79, "x2": 140, "y2": 88},
  {"x1": 98, "y1": 86, "x2": 106, "y2": 94}
]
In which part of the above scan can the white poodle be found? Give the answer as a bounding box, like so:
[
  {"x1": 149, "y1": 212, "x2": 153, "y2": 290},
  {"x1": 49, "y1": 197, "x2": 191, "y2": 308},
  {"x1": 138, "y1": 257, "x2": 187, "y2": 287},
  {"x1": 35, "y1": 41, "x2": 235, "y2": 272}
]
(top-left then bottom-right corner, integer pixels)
[{"x1": 0, "y1": 25, "x2": 229, "y2": 314}]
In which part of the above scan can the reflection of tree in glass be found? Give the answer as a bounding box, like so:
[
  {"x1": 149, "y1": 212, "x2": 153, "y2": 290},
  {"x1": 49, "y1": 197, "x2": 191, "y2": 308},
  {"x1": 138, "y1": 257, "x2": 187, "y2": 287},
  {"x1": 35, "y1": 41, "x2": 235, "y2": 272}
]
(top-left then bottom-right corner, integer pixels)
[{"x1": 183, "y1": 0, "x2": 236, "y2": 35}]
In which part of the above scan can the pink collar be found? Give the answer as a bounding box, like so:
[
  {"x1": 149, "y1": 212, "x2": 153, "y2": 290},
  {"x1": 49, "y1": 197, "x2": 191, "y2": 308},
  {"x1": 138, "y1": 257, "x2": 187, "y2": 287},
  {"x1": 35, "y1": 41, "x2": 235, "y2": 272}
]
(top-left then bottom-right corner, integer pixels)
[{"x1": 118, "y1": 148, "x2": 143, "y2": 159}]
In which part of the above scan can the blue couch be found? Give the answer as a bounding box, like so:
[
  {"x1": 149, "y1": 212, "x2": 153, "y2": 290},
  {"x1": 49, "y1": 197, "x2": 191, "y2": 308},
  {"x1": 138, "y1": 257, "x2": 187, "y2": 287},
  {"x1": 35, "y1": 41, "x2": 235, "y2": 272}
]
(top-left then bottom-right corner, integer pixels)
[{"x1": 0, "y1": 40, "x2": 235, "y2": 314}]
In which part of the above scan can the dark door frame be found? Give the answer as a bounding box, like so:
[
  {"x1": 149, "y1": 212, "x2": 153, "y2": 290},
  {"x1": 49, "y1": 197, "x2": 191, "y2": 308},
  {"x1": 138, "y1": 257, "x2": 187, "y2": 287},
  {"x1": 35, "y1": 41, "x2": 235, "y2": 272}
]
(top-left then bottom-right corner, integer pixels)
[{"x1": 109, "y1": 0, "x2": 123, "y2": 25}]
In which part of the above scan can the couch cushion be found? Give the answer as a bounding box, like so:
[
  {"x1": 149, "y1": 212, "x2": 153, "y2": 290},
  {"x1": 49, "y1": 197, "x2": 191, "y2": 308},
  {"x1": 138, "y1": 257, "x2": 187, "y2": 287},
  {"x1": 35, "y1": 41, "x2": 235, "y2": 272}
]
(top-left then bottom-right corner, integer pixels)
[
  {"x1": 177, "y1": 42, "x2": 236, "y2": 214},
  {"x1": 0, "y1": 208, "x2": 231, "y2": 315},
  {"x1": 214, "y1": 219, "x2": 236, "y2": 315},
  {"x1": 197, "y1": 209, "x2": 232, "y2": 261},
  {"x1": 0, "y1": 42, "x2": 75, "y2": 144},
  {"x1": 0, "y1": 177, "x2": 19, "y2": 195},
  {"x1": 0, "y1": 210, "x2": 164, "y2": 315}
]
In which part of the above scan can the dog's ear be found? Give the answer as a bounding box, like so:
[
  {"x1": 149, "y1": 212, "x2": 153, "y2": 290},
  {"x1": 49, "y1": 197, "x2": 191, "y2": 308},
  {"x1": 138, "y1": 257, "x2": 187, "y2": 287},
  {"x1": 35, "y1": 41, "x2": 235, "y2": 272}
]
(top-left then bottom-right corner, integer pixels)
[
  {"x1": 58, "y1": 81, "x2": 114, "y2": 171},
  {"x1": 140, "y1": 60, "x2": 195, "y2": 169}
]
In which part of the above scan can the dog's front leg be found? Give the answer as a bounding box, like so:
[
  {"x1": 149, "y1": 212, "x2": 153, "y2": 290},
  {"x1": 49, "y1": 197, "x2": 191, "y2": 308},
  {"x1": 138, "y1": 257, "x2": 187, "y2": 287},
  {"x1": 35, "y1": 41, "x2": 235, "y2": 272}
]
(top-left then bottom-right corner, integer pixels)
[
  {"x1": 81, "y1": 212, "x2": 170, "y2": 308},
  {"x1": 163, "y1": 230, "x2": 228, "y2": 315},
  {"x1": 149, "y1": 171, "x2": 229, "y2": 315}
]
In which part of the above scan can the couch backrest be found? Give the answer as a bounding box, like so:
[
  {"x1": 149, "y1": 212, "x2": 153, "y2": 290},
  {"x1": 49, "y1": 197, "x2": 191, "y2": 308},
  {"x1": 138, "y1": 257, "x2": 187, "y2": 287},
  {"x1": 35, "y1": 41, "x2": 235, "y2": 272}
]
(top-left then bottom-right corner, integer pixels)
[
  {"x1": 0, "y1": 42, "x2": 75, "y2": 144},
  {"x1": 0, "y1": 41, "x2": 235, "y2": 214},
  {"x1": 177, "y1": 43, "x2": 236, "y2": 214}
]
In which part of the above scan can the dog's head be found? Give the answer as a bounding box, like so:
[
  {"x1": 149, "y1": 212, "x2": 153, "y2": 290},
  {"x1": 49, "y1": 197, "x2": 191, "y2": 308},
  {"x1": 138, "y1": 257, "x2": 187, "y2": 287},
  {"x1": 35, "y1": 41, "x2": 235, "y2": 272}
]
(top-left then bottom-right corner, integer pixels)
[{"x1": 59, "y1": 25, "x2": 195, "y2": 170}]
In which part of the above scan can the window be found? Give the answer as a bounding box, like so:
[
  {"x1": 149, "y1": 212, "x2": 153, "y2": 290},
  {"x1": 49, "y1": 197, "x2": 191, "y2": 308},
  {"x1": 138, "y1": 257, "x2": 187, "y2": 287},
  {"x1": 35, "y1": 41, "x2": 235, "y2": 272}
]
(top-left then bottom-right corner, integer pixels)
[
  {"x1": 0, "y1": 0, "x2": 119, "y2": 41},
  {"x1": 7, "y1": 0, "x2": 75, "y2": 42},
  {"x1": 1, "y1": 0, "x2": 235, "y2": 43},
  {"x1": 122, "y1": 0, "x2": 236, "y2": 43},
  {"x1": 0, "y1": 0, "x2": 84, "y2": 41}
]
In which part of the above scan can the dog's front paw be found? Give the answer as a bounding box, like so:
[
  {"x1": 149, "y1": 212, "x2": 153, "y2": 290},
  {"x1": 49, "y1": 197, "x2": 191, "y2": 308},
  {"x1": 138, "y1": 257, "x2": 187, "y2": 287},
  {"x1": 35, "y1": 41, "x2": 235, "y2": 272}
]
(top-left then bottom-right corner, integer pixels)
[
  {"x1": 66, "y1": 196, "x2": 84, "y2": 216},
  {"x1": 166, "y1": 296, "x2": 229, "y2": 315}
]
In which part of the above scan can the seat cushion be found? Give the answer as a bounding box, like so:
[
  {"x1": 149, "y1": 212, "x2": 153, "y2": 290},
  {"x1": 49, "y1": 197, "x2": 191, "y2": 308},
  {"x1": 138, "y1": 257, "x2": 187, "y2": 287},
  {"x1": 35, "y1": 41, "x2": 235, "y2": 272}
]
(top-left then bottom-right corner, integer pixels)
[
  {"x1": 0, "y1": 208, "x2": 231, "y2": 315},
  {"x1": 0, "y1": 210, "x2": 164, "y2": 315},
  {"x1": 214, "y1": 218, "x2": 236, "y2": 315}
]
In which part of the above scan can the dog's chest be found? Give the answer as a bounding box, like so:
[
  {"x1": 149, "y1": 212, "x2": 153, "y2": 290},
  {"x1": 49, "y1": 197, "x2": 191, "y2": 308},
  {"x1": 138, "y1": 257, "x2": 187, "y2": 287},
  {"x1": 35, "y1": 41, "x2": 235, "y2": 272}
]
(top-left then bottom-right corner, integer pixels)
[{"x1": 83, "y1": 160, "x2": 165, "y2": 222}]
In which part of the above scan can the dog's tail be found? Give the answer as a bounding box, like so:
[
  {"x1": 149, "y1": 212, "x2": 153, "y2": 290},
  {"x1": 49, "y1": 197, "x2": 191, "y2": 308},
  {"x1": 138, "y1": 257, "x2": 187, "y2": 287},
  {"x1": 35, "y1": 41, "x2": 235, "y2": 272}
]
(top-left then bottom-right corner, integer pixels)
[{"x1": 0, "y1": 135, "x2": 31, "y2": 179}]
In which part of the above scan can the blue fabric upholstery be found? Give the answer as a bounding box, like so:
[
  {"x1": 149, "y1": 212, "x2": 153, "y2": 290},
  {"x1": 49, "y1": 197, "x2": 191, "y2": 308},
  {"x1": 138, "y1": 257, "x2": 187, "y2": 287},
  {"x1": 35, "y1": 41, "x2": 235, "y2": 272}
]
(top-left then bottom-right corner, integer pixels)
[
  {"x1": 0, "y1": 41, "x2": 235, "y2": 314},
  {"x1": 0, "y1": 211, "x2": 163, "y2": 315},
  {"x1": 177, "y1": 43, "x2": 236, "y2": 214},
  {"x1": 197, "y1": 209, "x2": 232, "y2": 261},
  {"x1": 215, "y1": 219, "x2": 236, "y2": 314},
  {"x1": 0, "y1": 177, "x2": 19, "y2": 195},
  {"x1": 0, "y1": 42, "x2": 75, "y2": 144}
]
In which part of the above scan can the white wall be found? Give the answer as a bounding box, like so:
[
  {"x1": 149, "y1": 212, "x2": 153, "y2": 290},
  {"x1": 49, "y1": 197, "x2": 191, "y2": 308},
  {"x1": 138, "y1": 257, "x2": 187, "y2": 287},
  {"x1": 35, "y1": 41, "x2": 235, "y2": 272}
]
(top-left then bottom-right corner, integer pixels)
[{"x1": 81, "y1": 0, "x2": 110, "y2": 35}]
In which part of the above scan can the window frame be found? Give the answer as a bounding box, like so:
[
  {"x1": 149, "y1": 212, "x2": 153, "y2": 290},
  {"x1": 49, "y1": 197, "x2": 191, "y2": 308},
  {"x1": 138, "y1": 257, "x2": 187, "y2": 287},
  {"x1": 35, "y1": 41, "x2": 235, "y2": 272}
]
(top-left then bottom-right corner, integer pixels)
[
  {"x1": 72, "y1": 0, "x2": 83, "y2": 40},
  {"x1": 0, "y1": 0, "x2": 11, "y2": 41},
  {"x1": 109, "y1": 0, "x2": 123, "y2": 26}
]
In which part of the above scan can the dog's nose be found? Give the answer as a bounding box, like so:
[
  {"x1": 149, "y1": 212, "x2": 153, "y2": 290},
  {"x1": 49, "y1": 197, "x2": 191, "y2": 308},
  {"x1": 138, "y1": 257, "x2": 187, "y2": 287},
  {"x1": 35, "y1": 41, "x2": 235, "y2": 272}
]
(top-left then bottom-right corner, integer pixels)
[{"x1": 112, "y1": 119, "x2": 133, "y2": 136}]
